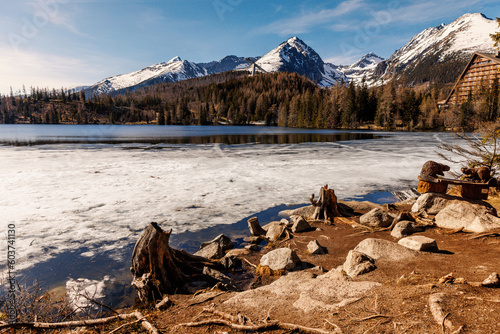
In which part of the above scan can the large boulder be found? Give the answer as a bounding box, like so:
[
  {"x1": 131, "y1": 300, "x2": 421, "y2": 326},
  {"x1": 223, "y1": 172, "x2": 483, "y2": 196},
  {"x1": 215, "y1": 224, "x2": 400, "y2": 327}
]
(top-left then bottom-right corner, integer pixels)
[
  {"x1": 359, "y1": 208, "x2": 393, "y2": 228},
  {"x1": 391, "y1": 221, "x2": 424, "y2": 239},
  {"x1": 435, "y1": 202, "x2": 500, "y2": 233},
  {"x1": 342, "y1": 250, "x2": 376, "y2": 277},
  {"x1": 398, "y1": 236, "x2": 438, "y2": 252},
  {"x1": 411, "y1": 193, "x2": 457, "y2": 215},
  {"x1": 260, "y1": 248, "x2": 300, "y2": 271},
  {"x1": 353, "y1": 238, "x2": 419, "y2": 261},
  {"x1": 412, "y1": 193, "x2": 496, "y2": 216}
]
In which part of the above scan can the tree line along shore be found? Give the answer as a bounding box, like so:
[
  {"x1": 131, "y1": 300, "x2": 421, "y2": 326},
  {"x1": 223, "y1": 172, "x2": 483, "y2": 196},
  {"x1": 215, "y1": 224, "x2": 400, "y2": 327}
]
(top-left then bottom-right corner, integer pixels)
[{"x1": 1, "y1": 70, "x2": 498, "y2": 132}]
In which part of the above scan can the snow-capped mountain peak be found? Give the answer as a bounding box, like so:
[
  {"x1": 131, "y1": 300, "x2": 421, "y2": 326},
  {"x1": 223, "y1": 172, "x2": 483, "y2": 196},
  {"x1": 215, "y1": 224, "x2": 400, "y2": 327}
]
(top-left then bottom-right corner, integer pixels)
[
  {"x1": 255, "y1": 36, "x2": 344, "y2": 86},
  {"x1": 168, "y1": 56, "x2": 182, "y2": 63}
]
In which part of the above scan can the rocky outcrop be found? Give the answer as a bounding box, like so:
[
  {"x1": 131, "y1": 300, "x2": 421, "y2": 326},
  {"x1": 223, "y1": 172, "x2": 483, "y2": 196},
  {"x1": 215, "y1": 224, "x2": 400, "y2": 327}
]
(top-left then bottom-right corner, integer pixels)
[
  {"x1": 435, "y1": 202, "x2": 500, "y2": 233},
  {"x1": 411, "y1": 193, "x2": 496, "y2": 216},
  {"x1": 224, "y1": 269, "x2": 381, "y2": 313}
]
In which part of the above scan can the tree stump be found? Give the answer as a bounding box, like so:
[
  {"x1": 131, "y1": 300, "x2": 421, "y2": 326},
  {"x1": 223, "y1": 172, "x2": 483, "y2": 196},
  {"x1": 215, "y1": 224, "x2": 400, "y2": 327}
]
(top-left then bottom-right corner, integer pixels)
[
  {"x1": 131, "y1": 222, "x2": 216, "y2": 303},
  {"x1": 310, "y1": 185, "x2": 340, "y2": 222}
]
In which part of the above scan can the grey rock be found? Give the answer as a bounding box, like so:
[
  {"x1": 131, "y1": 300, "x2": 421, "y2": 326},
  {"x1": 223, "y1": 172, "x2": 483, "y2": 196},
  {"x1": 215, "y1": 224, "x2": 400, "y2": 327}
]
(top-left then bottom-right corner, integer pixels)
[
  {"x1": 307, "y1": 240, "x2": 327, "y2": 255},
  {"x1": 354, "y1": 238, "x2": 419, "y2": 261},
  {"x1": 203, "y1": 267, "x2": 239, "y2": 291},
  {"x1": 260, "y1": 248, "x2": 300, "y2": 271},
  {"x1": 245, "y1": 244, "x2": 259, "y2": 251},
  {"x1": 265, "y1": 222, "x2": 287, "y2": 242},
  {"x1": 411, "y1": 193, "x2": 496, "y2": 216},
  {"x1": 219, "y1": 255, "x2": 242, "y2": 270},
  {"x1": 391, "y1": 221, "x2": 424, "y2": 239},
  {"x1": 359, "y1": 208, "x2": 393, "y2": 228},
  {"x1": 411, "y1": 193, "x2": 457, "y2": 215},
  {"x1": 279, "y1": 205, "x2": 315, "y2": 219},
  {"x1": 435, "y1": 202, "x2": 500, "y2": 233},
  {"x1": 342, "y1": 250, "x2": 376, "y2": 277},
  {"x1": 291, "y1": 215, "x2": 312, "y2": 233},
  {"x1": 482, "y1": 272, "x2": 500, "y2": 288},
  {"x1": 398, "y1": 236, "x2": 438, "y2": 252},
  {"x1": 281, "y1": 218, "x2": 292, "y2": 227},
  {"x1": 339, "y1": 200, "x2": 383, "y2": 212},
  {"x1": 200, "y1": 234, "x2": 234, "y2": 252},
  {"x1": 194, "y1": 242, "x2": 223, "y2": 259}
]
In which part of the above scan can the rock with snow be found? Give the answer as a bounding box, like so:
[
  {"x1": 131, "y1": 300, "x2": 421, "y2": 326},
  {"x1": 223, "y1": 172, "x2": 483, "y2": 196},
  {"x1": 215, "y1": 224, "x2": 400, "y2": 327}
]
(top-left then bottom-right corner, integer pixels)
[
  {"x1": 359, "y1": 208, "x2": 393, "y2": 228},
  {"x1": 307, "y1": 240, "x2": 327, "y2": 255},
  {"x1": 260, "y1": 248, "x2": 300, "y2": 271},
  {"x1": 398, "y1": 236, "x2": 438, "y2": 252},
  {"x1": 391, "y1": 221, "x2": 424, "y2": 239},
  {"x1": 434, "y1": 202, "x2": 500, "y2": 233},
  {"x1": 342, "y1": 250, "x2": 376, "y2": 277},
  {"x1": 290, "y1": 215, "x2": 312, "y2": 233},
  {"x1": 353, "y1": 238, "x2": 419, "y2": 261}
]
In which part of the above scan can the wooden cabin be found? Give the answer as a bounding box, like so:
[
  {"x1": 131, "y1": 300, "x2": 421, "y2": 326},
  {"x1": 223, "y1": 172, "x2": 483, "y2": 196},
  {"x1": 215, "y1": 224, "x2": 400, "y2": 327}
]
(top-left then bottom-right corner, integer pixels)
[{"x1": 439, "y1": 52, "x2": 500, "y2": 109}]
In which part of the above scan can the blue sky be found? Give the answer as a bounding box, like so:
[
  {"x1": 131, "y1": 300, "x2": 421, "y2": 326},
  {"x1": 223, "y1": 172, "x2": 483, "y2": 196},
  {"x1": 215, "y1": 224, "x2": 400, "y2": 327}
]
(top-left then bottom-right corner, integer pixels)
[{"x1": 1, "y1": 0, "x2": 499, "y2": 95}]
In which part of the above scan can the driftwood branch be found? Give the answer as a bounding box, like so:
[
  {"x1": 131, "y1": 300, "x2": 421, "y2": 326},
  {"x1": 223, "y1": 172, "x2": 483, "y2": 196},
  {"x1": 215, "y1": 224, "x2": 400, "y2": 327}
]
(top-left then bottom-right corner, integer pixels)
[
  {"x1": 0, "y1": 311, "x2": 159, "y2": 334},
  {"x1": 428, "y1": 293, "x2": 457, "y2": 333}
]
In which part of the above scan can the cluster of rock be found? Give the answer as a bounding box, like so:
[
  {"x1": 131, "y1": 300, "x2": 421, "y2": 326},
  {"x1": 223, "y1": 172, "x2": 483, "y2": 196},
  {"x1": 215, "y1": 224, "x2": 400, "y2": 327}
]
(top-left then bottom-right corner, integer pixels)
[{"x1": 131, "y1": 186, "x2": 500, "y2": 306}]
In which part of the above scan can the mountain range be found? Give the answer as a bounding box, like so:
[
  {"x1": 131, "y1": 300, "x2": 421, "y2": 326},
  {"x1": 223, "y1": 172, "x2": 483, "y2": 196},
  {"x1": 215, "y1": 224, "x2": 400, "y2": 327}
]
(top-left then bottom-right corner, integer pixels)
[{"x1": 85, "y1": 13, "x2": 498, "y2": 96}]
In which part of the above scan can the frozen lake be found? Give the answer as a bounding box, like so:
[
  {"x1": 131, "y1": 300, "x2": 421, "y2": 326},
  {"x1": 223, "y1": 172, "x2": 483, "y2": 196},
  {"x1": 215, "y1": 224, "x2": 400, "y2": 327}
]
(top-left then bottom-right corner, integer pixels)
[{"x1": 0, "y1": 124, "x2": 461, "y2": 307}]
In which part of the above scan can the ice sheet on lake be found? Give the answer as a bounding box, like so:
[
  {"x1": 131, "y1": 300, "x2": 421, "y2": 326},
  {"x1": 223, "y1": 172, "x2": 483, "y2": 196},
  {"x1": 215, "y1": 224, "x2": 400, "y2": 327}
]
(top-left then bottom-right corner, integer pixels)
[{"x1": 1, "y1": 132, "x2": 461, "y2": 272}]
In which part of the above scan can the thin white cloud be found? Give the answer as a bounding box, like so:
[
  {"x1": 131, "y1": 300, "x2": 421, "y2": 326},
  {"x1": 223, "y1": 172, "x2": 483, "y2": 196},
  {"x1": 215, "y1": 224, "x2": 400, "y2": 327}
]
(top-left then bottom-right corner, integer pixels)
[
  {"x1": 253, "y1": 0, "x2": 365, "y2": 36},
  {"x1": 27, "y1": 0, "x2": 91, "y2": 38}
]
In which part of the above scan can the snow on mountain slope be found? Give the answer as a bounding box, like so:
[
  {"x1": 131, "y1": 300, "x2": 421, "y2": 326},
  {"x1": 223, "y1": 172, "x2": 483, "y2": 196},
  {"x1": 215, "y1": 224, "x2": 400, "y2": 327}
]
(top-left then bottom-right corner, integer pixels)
[
  {"x1": 86, "y1": 57, "x2": 207, "y2": 96},
  {"x1": 341, "y1": 52, "x2": 384, "y2": 84},
  {"x1": 372, "y1": 13, "x2": 498, "y2": 84},
  {"x1": 255, "y1": 37, "x2": 346, "y2": 86}
]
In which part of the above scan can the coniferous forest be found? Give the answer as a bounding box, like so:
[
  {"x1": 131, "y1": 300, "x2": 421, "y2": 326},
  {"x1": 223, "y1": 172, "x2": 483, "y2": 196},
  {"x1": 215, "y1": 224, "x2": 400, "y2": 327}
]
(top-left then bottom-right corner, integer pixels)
[{"x1": 1, "y1": 70, "x2": 499, "y2": 132}]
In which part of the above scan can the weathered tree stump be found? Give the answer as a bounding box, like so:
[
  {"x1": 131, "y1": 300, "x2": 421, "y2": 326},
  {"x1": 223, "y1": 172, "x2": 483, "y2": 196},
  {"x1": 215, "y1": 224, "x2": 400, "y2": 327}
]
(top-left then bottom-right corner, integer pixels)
[
  {"x1": 131, "y1": 222, "x2": 216, "y2": 303},
  {"x1": 310, "y1": 185, "x2": 341, "y2": 222}
]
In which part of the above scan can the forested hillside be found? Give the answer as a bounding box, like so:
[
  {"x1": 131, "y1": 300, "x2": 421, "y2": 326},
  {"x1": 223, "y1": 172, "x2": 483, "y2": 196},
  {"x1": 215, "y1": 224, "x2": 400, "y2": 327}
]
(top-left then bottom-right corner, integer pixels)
[{"x1": 1, "y1": 70, "x2": 498, "y2": 132}]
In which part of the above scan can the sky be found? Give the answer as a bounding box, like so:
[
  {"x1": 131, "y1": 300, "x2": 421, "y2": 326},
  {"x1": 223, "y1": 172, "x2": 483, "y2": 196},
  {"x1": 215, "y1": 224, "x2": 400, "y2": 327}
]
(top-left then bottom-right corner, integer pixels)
[{"x1": 0, "y1": 0, "x2": 499, "y2": 95}]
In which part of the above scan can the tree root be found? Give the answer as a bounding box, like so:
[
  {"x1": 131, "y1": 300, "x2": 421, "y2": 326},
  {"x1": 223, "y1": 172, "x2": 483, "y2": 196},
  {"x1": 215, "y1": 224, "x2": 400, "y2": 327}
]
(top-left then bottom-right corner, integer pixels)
[
  {"x1": 0, "y1": 311, "x2": 159, "y2": 334},
  {"x1": 174, "y1": 307, "x2": 342, "y2": 334},
  {"x1": 428, "y1": 293, "x2": 462, "y2": 334}
]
